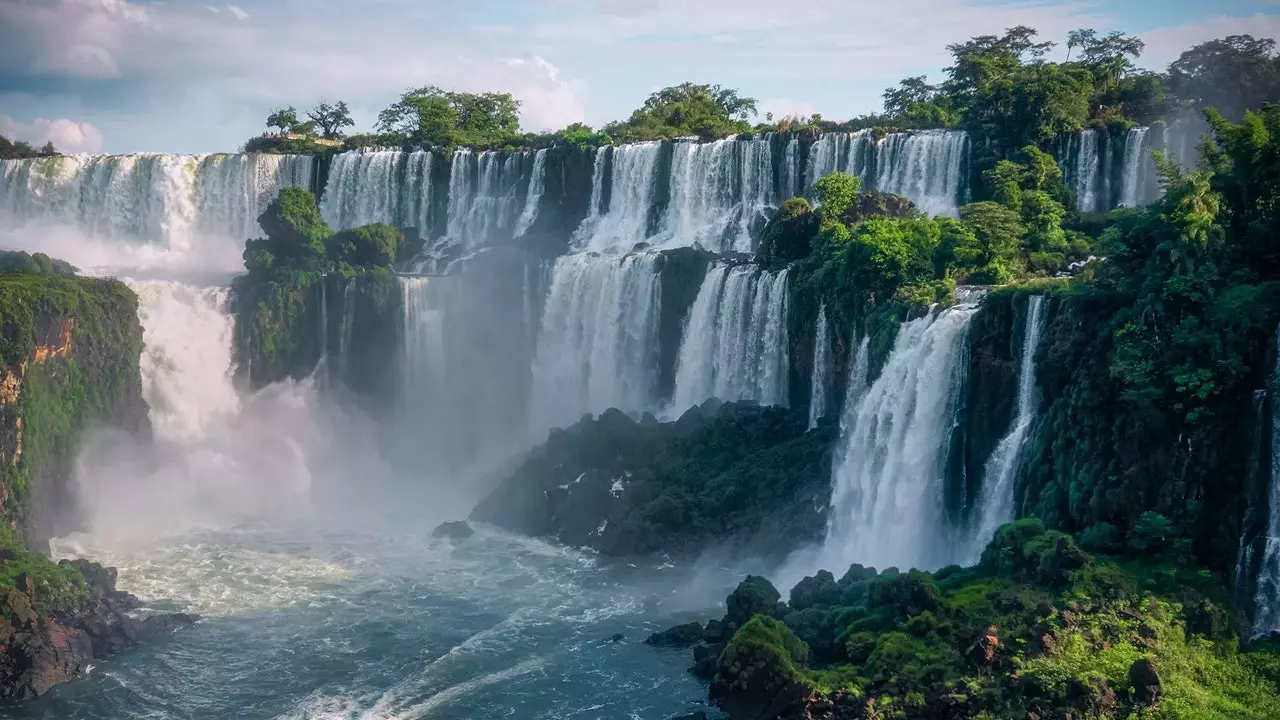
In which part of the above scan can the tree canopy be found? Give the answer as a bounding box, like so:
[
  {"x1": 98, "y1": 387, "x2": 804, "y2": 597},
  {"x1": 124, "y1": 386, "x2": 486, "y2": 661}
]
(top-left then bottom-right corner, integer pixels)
[
  {"x1": 376, "y1": 86, "x2": 521, "y2": 148},
  {"x1": 605, "y1": 83, "x2": 757, "y2": 141}
]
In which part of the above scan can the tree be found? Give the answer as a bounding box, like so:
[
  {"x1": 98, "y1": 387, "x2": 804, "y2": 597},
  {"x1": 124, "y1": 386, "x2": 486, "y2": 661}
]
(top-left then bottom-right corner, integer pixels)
[
  {"x1": 607, "y1": 82, "x2": 757, "y2": 141},
  {"x1": 307, "y1": 101, "x2": 354, "y2": 139},
  {"x1": 257, "y1": 188, "x2": 332, "y2": 262},
  {"x1": 377, "y1": 86, "x2": 520, "y2": 148},
  {"x1": 813, "y1": 172, "x2": 861, "y2": 221},
  {"x1": 327, "y1": 224, "x2": 402, "y2": 267},
  {"x1": 1168, "y1": 36, "x2": 1280, "y2": 121},
  {"x1": 267, "y1": 106, "x2": 301, "y2": 134},
  {"x1": 38, "y1": 141, "x2": 56, "y2": 156}
]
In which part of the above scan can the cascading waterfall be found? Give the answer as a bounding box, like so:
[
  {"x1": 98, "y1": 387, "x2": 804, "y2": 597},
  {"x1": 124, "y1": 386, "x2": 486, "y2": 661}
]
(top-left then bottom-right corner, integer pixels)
[
  {"x1": 320, "y1": 149, "x2": 434, "y2": 231},
  {"x1": 782, "y1": 136, "x2": 801, "y2": 200},
  {"x1": 806, "y1": 130, "x2": 875, "y2": 192},
  {"x1": 127, "y1": 280, "x2": 240, "y2": 444},
  {"x1": 669, "y1": 264, "x2": 790, "y2": 414},
  {"x1": 967, "y1": 295, "x2": 1047, "y2": 559},
  {"x1": 575, "y1": 143, "x2": 662, "y2": 252},
  {"x1": 1065, "y1": 130, "x2": 1102, "y2": 213},
  {"x1": 808, "y1": 305, "x2": 832, "y2": 429},
  {"x1": 802, "y1": 130, "x2": 968, "y2": 216},
  {"x1": 1252, "y1": 327, "x2": 1280, "y2": 636},
  {"x1": 399, "y1": 276, "x2": 447, "y2": 412},
  {"x1": 513, "y1": 149, "x2": 547, "y2": 237},
  {"x1": 0, "y1": 153, "x2": 311, "y2": 257},
  {"x1": 444, "y1": 150, "x2": 530, "y2": 248},
  {"x1": 874, "y1": 130, "x2": 968, "y2": 217},
  {"x1": 1119, "y1": 127, "x2": 1151, "y2": 208},
  {"x1": 822, "y1": 291, "x2": 983, "y2": 572},
  {"x1": 529, "y1": 253, "x2": 662, "y2": 436},
  {"x1": 661, "y1": 135, "x2": 775, "y2": 253}
]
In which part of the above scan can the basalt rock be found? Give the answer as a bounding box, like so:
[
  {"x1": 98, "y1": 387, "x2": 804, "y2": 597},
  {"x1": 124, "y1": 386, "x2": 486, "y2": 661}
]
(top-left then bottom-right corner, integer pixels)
[
  {"x1": 646, "y1": 622, "x2": 706, "y2": 648},
  {"x1": 0, "y1": 559, "x2": 198, "y2": 701}
]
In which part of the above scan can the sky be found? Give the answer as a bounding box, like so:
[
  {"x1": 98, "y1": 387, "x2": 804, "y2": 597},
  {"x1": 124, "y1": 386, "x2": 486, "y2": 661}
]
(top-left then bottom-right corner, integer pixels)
[{"x1": 0, "y1": 0, "x2": 1277, "y2": 155}]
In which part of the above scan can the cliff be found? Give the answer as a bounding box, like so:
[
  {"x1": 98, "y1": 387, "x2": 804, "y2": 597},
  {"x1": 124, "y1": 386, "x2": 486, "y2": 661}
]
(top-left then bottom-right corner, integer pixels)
[
  {"x1": 0, "y1": 273, "x2": 148, "y2": 547},
  {"x1": 471, "y1": 401, "x2": 838, "y2": 559}
]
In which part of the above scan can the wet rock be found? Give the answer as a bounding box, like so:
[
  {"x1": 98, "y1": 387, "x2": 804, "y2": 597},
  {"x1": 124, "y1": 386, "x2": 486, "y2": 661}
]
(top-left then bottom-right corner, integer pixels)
[
  {"x1": 788, "y1": 570, "x2": 839, "y2": 611},
  {"x1": 725, "y1": 576, "x2": 782, "y2": 629},
  {"x1": 646, "y1": 622, "x2": 705, "y2": 648},
  {"x1": 431, "y1": 521, "x2": 475, "y2": 541},
  {"x1": 1129, "y1": 657, "x2": 1162, "y2": 705},
  {"x1": 669, "y1": 713, "x2": 708, "y2": 720},
  {"x1": 692, "y1": 642, "x2": 721, "y2": 679},
  {"x1": 703, "y1": 619, "x2": 727, "y2": 643},
  {"x1": 605, "y1": 633, "x2": 626, "y2": 643}
]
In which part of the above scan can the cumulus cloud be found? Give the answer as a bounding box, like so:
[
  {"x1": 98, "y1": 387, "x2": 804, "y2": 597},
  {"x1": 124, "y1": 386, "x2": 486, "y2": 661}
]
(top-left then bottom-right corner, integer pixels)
[
  {"x1": 0, "y1": 0, "x2": 1274, "y2": 152},
  {"x1": 0, "y1": 115, "x2": 105, "y2": 153}
]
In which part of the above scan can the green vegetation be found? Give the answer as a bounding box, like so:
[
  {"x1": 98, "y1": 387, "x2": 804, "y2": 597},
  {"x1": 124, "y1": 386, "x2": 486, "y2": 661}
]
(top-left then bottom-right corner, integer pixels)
[
  {"x1": 0, "y1": 267, "x2": 144, "y2": 540},
  {"x1": 603, "y1": 83, "x2": 757, "y2": 142},
  {"x1": 232, "y1": 188, "x2": 405, "y2": 388},
  {"x1": 0, "y1": 136, "x2": 56, "y2": 159},
  {"x1": 710, "y1": 518, "x2": 1280, "y2": 719},
  {"x1": 0, "y1": 527, "x2": 86, "y2": 615},
  {"x1": 0, "y1": 251, "x2": 77, "y2": 277}
]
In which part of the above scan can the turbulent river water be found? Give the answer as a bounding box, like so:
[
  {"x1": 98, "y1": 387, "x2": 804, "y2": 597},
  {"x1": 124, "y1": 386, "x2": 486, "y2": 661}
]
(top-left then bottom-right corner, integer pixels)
[{"x1": 16, "y1": 516, "x2": 729, "y2": 719}]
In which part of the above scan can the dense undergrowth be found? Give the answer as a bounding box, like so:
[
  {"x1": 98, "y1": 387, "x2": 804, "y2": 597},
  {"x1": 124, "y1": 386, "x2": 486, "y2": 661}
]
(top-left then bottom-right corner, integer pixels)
[{"x1": 705, "y1": 519, "x2": 1280, "y2": 719}]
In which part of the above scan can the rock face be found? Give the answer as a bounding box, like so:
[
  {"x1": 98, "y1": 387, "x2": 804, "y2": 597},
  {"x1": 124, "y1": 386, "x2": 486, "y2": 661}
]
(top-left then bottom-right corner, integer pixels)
[
  {"x1": 431, "y1": 521, "x2": 474, "y2": 541},
  {"x1": 0, "y1": 559, "x2": 197, "y2": 701},
  {"x1": 0, "y1": 274, "x2": 149, "y2": 548},
  {"x1": 471, "y1": 401, "x2": 837, "y2": 559},
  {"x1": 645, "y1": 622, "x2": 705, "y2": 648}
]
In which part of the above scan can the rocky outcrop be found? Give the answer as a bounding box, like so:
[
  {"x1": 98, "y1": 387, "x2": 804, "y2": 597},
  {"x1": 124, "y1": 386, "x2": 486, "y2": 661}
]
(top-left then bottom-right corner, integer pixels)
[
  {"x1": 0, "y1": 274, "x2": 148, "y2": 547},
  {"x1": 470, "y1": 400, "x2": 838, "y2": 559},
  {"x1": 0, "y1": 559, "x2": 197, "y2": 701}
]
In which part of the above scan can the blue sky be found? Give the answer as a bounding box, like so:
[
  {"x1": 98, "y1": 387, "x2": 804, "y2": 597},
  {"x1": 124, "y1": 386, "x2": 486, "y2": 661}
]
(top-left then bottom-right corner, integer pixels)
[{"x1": 0, "y1": 0, "x2": 1277, "y2": 154}]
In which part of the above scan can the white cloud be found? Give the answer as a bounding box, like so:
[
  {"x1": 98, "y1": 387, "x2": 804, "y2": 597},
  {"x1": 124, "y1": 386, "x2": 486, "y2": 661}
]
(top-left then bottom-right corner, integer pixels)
[
  {"x1": 1138, "y1": 13, "x2": 1280, "y2": 69},
  {"x1": 226, "y1": 5, "x2": 250, "y2": 21},
  {"x1": 1, "y1": 115, "x2": 105, "y2": 153}
]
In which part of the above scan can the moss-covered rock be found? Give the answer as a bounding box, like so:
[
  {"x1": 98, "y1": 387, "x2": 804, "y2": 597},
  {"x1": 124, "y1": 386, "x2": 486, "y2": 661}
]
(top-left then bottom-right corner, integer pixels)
[
  {"x1": 470, "y1": 401, "x2": 838, "y2": 559},
  {"x1": 0, "y1": 272, "x2": 147, "y2": 546},
  {"x1": 686, "y1": 520, "x2": 1280, "y2": 720}
]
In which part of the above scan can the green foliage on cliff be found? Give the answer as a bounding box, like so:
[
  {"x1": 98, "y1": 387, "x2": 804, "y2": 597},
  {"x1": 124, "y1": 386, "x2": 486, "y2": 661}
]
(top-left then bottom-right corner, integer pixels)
[
  {"x1": 712, "y1": 520, "x2": 1280, "y2": 719},
  {"x1": 0, "y1": 527, "x2": 86, "y2": 615},
  {"x1": 0, "y1": 271, "x2": 144, "y2": 538},
  {"x1": 0, "y1": 136, "x2": 56, "y2": 160},
  {"x1": 605, "y1": 83, "x2": 758, "y2": 142},
  {"x1": 376, "y1": 86, "x2": 522, "y2": 149},
  {"x1": 0, "y1": 251, "x2": 77, "y2": 277}
]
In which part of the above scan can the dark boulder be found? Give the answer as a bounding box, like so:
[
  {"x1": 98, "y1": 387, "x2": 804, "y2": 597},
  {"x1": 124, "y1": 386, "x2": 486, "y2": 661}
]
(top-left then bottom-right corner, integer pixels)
[
  {"x1": 788, "y1": 570, "x2": 839, "y2": 611},
  {"x1": 1129, "y1": 657, "x2": 1162, "y2": 705},
  {"x1": 645, "y1": 622, "x2": 706, "y2": 648},
  {"x1": 432, "y1": 521, "x2": 475, "y2": 541},
  {"x1": 725, "y1": 576, "x2": 782, "y2": 629}
]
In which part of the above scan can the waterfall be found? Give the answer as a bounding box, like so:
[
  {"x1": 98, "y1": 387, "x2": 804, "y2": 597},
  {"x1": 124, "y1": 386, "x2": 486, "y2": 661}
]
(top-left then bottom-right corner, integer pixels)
[
  {"x1": 443, "y1": 150, "x2": 529, "y2": 248},
  {"x1": 839, "y1": 336, "x2": 872, "y2": 432},
  {"x1": 399, "y1": 276, "x2": 447, "y2": 411},
  {"x1": 661, "y1": 135, "x2": 775, "y2": 253},
  {"x1": 127, "y1": 280, "x2": 240, "y2": 444},
  {"x1": 808, "y1": 305, "x2": 832, "y2": 429},
  {"x1": 0, "y1": 153, "x2": 311, "y2": 263},
  {"x1": 513, "y1": 149, "x2": 547, "y2": 237},
  {"x1": 801, "y1": 130, "x2": 967, "y2": 216},
  {"x1": 1069, "y1": 130, "x2": 1102, "y2": 213},
  {"x1": 782, "y1": 136, "x2": 801, "y2": 200},
  {"x1": 337, "y1": 280, "x2": 356, "y2": 379},
  {"x1": 1253, "y1": 328, "x2": 1280, "y2": 636},
  {"x1": 874, "y1": 130, "x2": 968, "y2": 217},
  {"x1": 529, "y1": 252, "x2": 662, "y2": 436},
  {"x1": 575, "y1": 143, "x2": 661, "y2": 252},
  {"x1": 669, "y1": 263, "x2": 790, "y2": 415},
  {"x1": 822, "y1": 293, "x2": 983, "y2": 571},
  {"x1": 320, "y1": 149, "x2": 435, "y2": 231},
  {"x1": 967, "y1": 295, "x2": 1047, "y2": 559},
  {"x1": 1118, "y1": 127, "x2": 1153, "y2": 208},
  {"x1": 806, "y1": 130, "x2": 875, "y2": 191}
]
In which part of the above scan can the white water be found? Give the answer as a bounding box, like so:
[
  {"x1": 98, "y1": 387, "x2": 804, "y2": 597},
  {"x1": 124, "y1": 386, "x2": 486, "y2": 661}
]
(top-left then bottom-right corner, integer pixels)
[
  {"x1": 530, "y1": 253, "x2": 662, "y2": 436},
  {"x1": 822, "y1": 294, "x2": 982, "y2": 571},
  {"x1": 1118, "y1": 127, "x2": 1151, "y2": 208},
  {"x1": 841, "y1": 336, "x2": 872, "y2": 427},
  {"x1": 1253, "y1": 327, "x2": 1280, "y2": 636},
  {"x1": 875, "y1": 130, "x2": 968, "y2": 217},
  {"x1": 782, "y1": 136, "x2": 802, "y2": 200},
  {"x1": 808, "y1": 304, "x2": 832, "y2": 429},
  {"x1": 575, "y1": 143, "x2": 661, "y2": 252},
  {"x1": 513, "y1": 149, "x2": 548, "y2": 237},
  {"x1": 1070, "y1": 130, "x2": 1102, "y2": 213},
  {"x1": 803, "y1": 130, "x2": 968, "y2": 216},
  {"x1": 967, "y1": 295, "x2": 1046, "y2": 559},
  {"x1": 320, "y1": 149, "x2": 434, "y2": 231},
  {"x1": 661, "y1": 136, "x2": 775, "y2": 253},
  {"x1": 444, "y1": 150, "x2": 531, "y2": 248},
  {"x1": 669, "y1": 264, "x2": 790, "y2": 415},
  {"x1": 0, "y1": 153, "x2": 311, "y2": 269}
]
